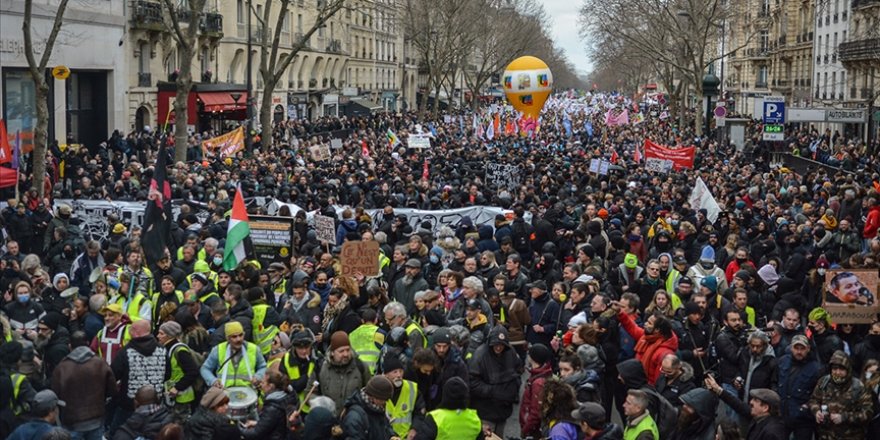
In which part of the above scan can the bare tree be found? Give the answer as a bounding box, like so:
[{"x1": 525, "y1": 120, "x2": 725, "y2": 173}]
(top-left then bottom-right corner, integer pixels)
[
  {"x1": 254, "y1": 0, "x2": 348, "y2": 152},
  {"x1": 21, "y1": 0, "x2": 70, "y2": 197},
  {"x1": 580, "y1": 0, "x2": 752, "y2": 135},
  {"x1": 161, "y1": 0, "x2": 208, "y2": 162},
  {"x1": 461, "y1": 0, "x2": 545, "y2": 110}
]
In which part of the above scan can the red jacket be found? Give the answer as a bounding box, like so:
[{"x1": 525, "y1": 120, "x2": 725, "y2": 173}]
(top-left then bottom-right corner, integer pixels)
[
  {"x1": 520, "y1": 362, "x2": 553, "y2": 437},
  {"x1": 864, "y1": 205, "x2": 880, "y2": 239},
  {"x1": 618, "y1": 311, "x2": 679, "y2": 385}
]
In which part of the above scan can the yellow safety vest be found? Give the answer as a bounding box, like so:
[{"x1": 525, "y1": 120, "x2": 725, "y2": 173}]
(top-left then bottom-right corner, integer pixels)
[
  {"x1": 216, "y1": 341, "x2": 259, "y2": 388},
  {"x1": 282, "y1": 352, "x2": 316, "y2": 413},
  {"x1": 10, "y1": 373, "x2": 27, "y2": 416},
  {"x1": 177, "y1": 247, "x2": 207, "y2": 262},
  {"x1": 198, "y1": 290, "x2": 221, "y2": 305},
  {"x1": 252, "y1": 304, "x2": 279, "y2": 356},
  {"x1": 112, "y1": 292, "x2": 150, "y2": 322},
  {"x1": 428, "y1": 408, "x2": 482, "y2": 440},
  {"x1": 168, "y1": 343, "x2": 196, "y2": 404},
  {"x1": 405, "y1": 321, "x2": 427, "y2": 348},
  {"x1": 151, "y1": 290, "x2": 184, "y2": 322},
  {"x1": 387, "y1": 380, "x2": 418, "y2": 438},
  {"x1": 624, "y1": 413, "x2": 659, "y2": 440},
  {"x1": 349, "y1": 324, "x2": 384, "y2": 375}
]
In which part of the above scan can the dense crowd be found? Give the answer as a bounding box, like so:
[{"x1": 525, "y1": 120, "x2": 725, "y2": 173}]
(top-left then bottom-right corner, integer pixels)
[{"x1": 2, "y1": 92, "x2": 880, "y2": 440}]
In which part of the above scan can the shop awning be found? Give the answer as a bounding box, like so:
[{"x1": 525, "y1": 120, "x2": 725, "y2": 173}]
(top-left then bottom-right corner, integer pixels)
[{"x1": 198, "y1": 92, "x2": 247, "y2": 112}]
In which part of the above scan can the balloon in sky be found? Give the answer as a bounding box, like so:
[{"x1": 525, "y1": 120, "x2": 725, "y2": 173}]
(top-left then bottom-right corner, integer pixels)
[{"x1": 502, "y1": 56, "x2": 553, "y2": 120}]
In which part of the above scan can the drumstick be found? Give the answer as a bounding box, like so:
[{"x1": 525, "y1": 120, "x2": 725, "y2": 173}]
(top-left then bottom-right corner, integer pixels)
[{"x1": 297, "y1": 381, "x2": 320, "y2": 413}]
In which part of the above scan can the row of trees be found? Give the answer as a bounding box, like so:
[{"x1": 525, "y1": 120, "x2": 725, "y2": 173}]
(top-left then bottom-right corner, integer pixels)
[{"x1": 578, "y1": 0, "x2": 750, "y2": 135}]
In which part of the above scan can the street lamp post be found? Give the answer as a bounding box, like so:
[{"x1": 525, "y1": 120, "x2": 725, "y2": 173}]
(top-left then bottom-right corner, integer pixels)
[
  {"x1": 702, "y1": 69, "x2": 720, "y2": 136},
  {"x1": 245, "y1": 0, "x2": 253, "y2": 152}
]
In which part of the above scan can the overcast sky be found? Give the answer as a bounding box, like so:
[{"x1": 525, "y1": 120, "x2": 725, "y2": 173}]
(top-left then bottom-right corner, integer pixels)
[{"x1": 542, "y1": 0, "x2": 592, "y2": 76}]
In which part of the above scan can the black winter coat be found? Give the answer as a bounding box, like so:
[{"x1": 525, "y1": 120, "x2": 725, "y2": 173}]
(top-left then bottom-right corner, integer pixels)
[
  {"x1": 241, "y1": 391, "x2": 295, "y2": 440},
  {"x1": 714, "y1": 327, "x2": 746, "y2": 384},
  {"x1": 185, "y1": 406, "x2": 241, "y2": 440},
  {"x1": 113, "y1": 405, "x2": 173, "y2": 440},
  {"x1": 718, "y1": 389, "x2": 787, "y2": 440},
  {"x1": 341, "y1": 391, "x2": 396, "y2": 440},
  {"x1": 737, "y1": 348, "x2": 778, "y2": 394},
  {"x1": 468, "y1": 341, "x2": 521, "y2": 422}
]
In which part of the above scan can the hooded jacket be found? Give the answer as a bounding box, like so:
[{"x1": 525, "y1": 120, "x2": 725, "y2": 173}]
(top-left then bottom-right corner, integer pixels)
[
  {"x1": 519, "y1": 362, "x2": 553, "y2": 437},
  {"x1": 40, "y1": 325, "x2": 70, "y2": 378},
  {"x1": 673, "y1": 388, "x2": 718, "y2": 440},
  {"x1": 51, "y1": 346, "x2": 116, "y2": 430},
  {"x1": 111, "y1": 335, "x2": 167, "y2": 411},
  {"x1": 738, "y1": 344, "x2": 778, "y2": 395},
  {"x1": 113, "y1": 403, "x2": 173, "y2": 440},
  {"x1": 184, "y1": 406, "x2": 241, "y2": 440},
  {"x1": 468, "y1": 326, "x2": 521, "y2": 423}
]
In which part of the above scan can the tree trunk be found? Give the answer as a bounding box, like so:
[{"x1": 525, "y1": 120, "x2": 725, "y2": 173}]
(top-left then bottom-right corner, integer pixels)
[
  {"x1": 260, "y1": 76, "x2": 275, "y2": 152},
  {"x1": 173, "y1": 43, "x2": 195, "y2": 163},
  {"x1": 32, "y1": 79, "x2": 49, "y2": 198},
  {"x1": 694, "y1": 86, "x2": 704, "y2": 137}
]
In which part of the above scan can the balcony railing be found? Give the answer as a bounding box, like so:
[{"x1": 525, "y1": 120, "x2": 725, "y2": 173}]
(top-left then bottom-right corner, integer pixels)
[
  {"x1": 326, "y1": 39, "x2": 343, "y2": 53},
  {"x1": 852, "y1": 0, "x2": 880, "y2": 8},
  {"x1": 138, "y1": 72, "x2": 152, "y2": 87},
  {"x1": 839, "y1": 38, "x2": 880, "y2": 63},
  {"x1": 131, "y1": 1, "x2": 165, "y2": 31},
  {"x1": 201, "y1": 13, "x2": 223, "y2": 37}
]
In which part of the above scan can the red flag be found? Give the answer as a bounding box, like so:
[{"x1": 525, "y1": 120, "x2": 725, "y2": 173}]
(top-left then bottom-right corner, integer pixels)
[
  {"x1": 422, "y1": 158, "x2": 429, "y2": 180},
  {"x1": 611, "y1": 149, "x2": 619, "y2": 164},
  {"x1": 493, "y1": 114, "x2": 500, "y2": 133},
  {"x1": 633, "y1": 144, "x2": 642, "y2": 163},
  {"x1": 0, "y1": 119, "x2": 11, "y2": 165},
  {"x1": 361, "y1": 139, "x2": 370, "y2": 157}
]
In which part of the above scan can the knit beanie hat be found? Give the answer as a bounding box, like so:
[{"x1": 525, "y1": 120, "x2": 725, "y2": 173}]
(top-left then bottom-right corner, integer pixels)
[
  {"x1": 624, "y1": 253, "x2": 638, "y2": 269},
  {"x1": 701, "y1": 275, "x2": 718, "y2": 294},
  {"x1": 159, "y1": 321, "x2": 182, "y2": 338},
  {"x1": 364, "y1": 375, "x2": 394, "y2": 401},
  {"x1": 329, "y1": 331, "x2": 350, "y2": 352},
  {"x1": 225, "y1": 321, "x2": 244, "y2": 337},
  {"x1": 700, "y1": 245, "x2": 716, "y2": 263},
  {"x1": 441, "y1": 376, "x2": 469, "y2": 409},
  {"x1": 528, "y1": 343, "x2": 553, "y2": 366},
  {"x1": 381, "y1": 354, "x2": 404, "y2": 374}
]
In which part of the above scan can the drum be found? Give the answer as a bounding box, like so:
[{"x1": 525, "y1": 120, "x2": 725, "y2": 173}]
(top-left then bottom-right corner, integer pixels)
[{"x1": 226, "y1": 386, "x2": 258, "y2": 421}]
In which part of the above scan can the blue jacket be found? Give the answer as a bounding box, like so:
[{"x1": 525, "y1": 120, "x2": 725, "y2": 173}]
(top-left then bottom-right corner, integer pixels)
[
  {"x1": 777, "y1": 353, "x2": 820, "y2": 422},
  {"x1": 336, "y1": 219, "x2": 358, "y2": 246},
  {"x1": 8, "y1": 420, "x2": 55, "y2": 440}
]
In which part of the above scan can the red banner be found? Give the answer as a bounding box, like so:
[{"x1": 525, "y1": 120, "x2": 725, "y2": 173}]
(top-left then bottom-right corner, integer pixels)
[{"x1": 644, "y1": 138, "x2": 695, "y2": 170}]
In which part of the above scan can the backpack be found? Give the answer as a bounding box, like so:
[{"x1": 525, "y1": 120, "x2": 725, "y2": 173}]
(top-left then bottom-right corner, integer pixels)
[
  {"x1": 512, "y1": 221, "x2": 531, "y2": 253},
  {"x1": 643, "y1": 387, "x2": 678, "y2": 439}
]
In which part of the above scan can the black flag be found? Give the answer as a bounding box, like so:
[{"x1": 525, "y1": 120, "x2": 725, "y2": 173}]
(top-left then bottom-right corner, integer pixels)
[{"x1": 142, "y1": 141, "x2": 172, "y2": 266}]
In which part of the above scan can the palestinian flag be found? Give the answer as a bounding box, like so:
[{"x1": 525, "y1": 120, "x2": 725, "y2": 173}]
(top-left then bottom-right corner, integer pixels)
[
  {"x1": 142, "y1": 142, "x2": 172, "y2": 266},
  {"x1": 223, "y1": 185, "x2": 252, "y2": 271}
]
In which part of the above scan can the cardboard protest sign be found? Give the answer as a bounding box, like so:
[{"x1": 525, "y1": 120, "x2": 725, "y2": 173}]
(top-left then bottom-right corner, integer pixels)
[
  {"x1": 822, "y1": 269, "x2": 880, "y2": 324},
  {"x1": 485, "y1": 162, "x2": 521, "y2": 191},
  {"x1": 340, "y1": 241, "x2": 380, "y2": 277},
  {"x1": 309, "y1": 144, "x2": 331, "y2": 161}
]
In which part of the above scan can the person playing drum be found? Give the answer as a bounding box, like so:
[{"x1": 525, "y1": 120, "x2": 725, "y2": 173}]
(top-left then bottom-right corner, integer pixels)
[{"x1": 200, "y1": 321, "x2": 267, "y2": 389}]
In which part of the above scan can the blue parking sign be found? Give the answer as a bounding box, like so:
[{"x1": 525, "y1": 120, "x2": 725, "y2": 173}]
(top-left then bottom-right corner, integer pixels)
[{"x1": 763, "y1": 97, "x2": 785, "y2": 124}]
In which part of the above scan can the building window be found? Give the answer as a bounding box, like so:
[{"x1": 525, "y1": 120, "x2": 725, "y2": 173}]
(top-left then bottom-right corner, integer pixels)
[{"x1": 237, "y1": 0, "x2": 245, "y2": 24}]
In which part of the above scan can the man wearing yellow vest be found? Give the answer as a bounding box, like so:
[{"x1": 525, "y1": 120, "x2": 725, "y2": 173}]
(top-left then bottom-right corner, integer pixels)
[
  {"x1": 383, "y1": 302, "x2": 426, "y2": 349},
  {"x1": 157, "y1": 321, "x2": 199, "y2": 421},
  {"x1": 349, "y1": 309, "x2": 386, "y2": 375},
  {"x1": 622, "y1": 389, "x2": 659, "y2": 440},
  {"x1": 109, "y1": 272, "x2": 152, "y2": 323},
  {"x1": 1, "y1": 341, "x2": 36, "y2": 418},
  {"x1": 200, "y1": 321, "x2": 266, "y2": 390},
  {"x1": 277, "y1": 330, "x2": 318, "y2": 414},
  {"x1": 382, "y1": 354, "x2": 425, "y2": 439},
  {"x1": 89, "y1": 303, "x2": 132, "y2": 366},
  {"x1": 246, "y1": 286, "x2": 283, "y2": 357},
  {"x1": 422, "y1": 377, "x2": 483, "y2": 440}
]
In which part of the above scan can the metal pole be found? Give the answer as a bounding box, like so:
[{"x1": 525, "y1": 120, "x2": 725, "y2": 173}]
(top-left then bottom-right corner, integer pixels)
[
  {"x1": 245, "y1": 0, "x2": 253, "y2": 152},
  {"x1": 720, "y1": 22, "x2": 725, "y2": 97}
]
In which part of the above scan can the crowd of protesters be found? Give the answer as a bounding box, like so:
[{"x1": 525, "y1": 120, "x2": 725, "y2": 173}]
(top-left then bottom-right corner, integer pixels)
[{"x1": 1, "y1": 91, "x2": 880, "y2": 440}]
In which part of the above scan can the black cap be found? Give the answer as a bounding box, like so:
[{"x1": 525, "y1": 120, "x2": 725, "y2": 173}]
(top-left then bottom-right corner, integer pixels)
[
  {"x1": 678, "y1": 276, "x2": 694, "y2": 286},
  {"x1": 684, "y1": 301, "x2": 702, "y2": 315},
  {"x1": 526, "y1": 280, "x2": 547, "y2": 291},
  {"x1": 466, "y1": 299, "x2": 481, "y2": 310},
  {"x1": 571, "y1": 402, "x2": 606, "y2": 429}
]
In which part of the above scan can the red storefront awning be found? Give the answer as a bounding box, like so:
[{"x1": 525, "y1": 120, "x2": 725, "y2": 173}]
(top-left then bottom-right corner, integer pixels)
[{"x1": 198, "y1": 92, "x2": 247, "y2": 112}]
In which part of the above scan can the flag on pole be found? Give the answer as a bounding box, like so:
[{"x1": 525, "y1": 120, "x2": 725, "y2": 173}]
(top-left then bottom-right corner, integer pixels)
[
  {"x1": 386, "y1": 129, "x2": 400, "y2": 148},
  {"x1": 486, "y1": 120, "x2": 495, "y2": 140},
  {"x1": 361, "y1": 139, "x2": 370, "y2": 157},
  {"x1": 610, "y1": 149, "x2": 619, "y2": 164},
  {"x1": 142, "y1": 142, "x2": 172, "y2": 266},
  {"x1": 633, "y1": 144, "x2": 642, "y2": 163},
  {"x1": 223, "y1": 185, "x2": 252, "y2": 271},
  {"x1": 0, "y1": 119, "x2": 11, "y2": 165},
  {"x1": 632, "y1": 112, "x2": 645, "y2": 125},
  {"x1": 422, "y1": 159, "x2": 429, "y2": 180},
  {"x1": 493, "y1": 114, "x2": 501, "y2": 134}
]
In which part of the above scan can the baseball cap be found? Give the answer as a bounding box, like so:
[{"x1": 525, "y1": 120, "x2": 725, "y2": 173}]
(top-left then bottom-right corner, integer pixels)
[
  {"x1": 571, "y1": 402, "x2": 605, "y2": 428},
  {"x1": 749, "y1": 388, "x2": 780, "y2": 409},
  {"x1": 100, "y1": 303, "x2": 124, "y2": 315},
  {"x1": 790, "y1": 334, "x2": 810, "y2": 348},
  {"x1": 32, "y1": 389, "x2": 65, "y2": 413},
  {"x1": 405, "y1": 258, "x2": 422, "y2": 269}
]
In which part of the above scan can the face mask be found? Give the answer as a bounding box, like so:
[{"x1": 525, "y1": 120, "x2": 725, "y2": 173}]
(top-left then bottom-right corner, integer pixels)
[
  {"x1": 213, "y1": 257, "x2": 223, "y2": 266},
  {"x1": 701, "y1": 262, "x2": 714, "y2": 270},
  {"x1": 17, "y1": 294, "x2": 29, "y2": 304},
  {"x1": 867, "y1": 371, "x2": 874, "y2": 380},
  {"x1": 670, "y1": 220, "x2": 680, "y2": 227},
  {"x1": 736, "y1": 258, "x2": 747, "y2": 264},
  {"x1": 429, "y1": 255, "x2": 439, "y2": 264},
  {"x1": 817, "y1": 268, "x2": 826, "y2": 276}
]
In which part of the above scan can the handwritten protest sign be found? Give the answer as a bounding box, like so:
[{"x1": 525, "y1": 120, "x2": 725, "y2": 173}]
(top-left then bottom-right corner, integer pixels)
[
  {"x1": 341, "y1": 241, "x2": 380, "y2": 277},
  {"x1": 330, "y1": 138, "x2": 343, "y2": 149},
  {"x1": 309, "y1": 144, "x2": 331, "y2": 161},
  {"x1": 485, "y1": 162, "x2": 521, "y2": 191},
  {"x1": 314, "y1": 214, "x2": 336, "y2": 244}
]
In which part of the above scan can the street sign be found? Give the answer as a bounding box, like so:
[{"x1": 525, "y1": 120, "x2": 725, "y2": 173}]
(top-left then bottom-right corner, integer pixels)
[
  {"x1": 826, "y1": 109, "x2": 867, "y2": 123},
  {"x1": 763, "y1": 124, "x2": 784, "y2": 141},
  {"x1": 51, "y1": 66, "x2": 70, "y2": 80},
  {"x1": 763, "y1": 96, "x2": 785, "y2": 124},
  {"x1": 714, "y1": 106, "x2": 727, "y2": 118}
]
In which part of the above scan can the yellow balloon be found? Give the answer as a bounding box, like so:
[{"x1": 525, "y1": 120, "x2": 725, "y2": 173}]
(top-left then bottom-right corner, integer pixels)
[{"x1": 502, "y1": 56, "x2": 553, "y2": 120}]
